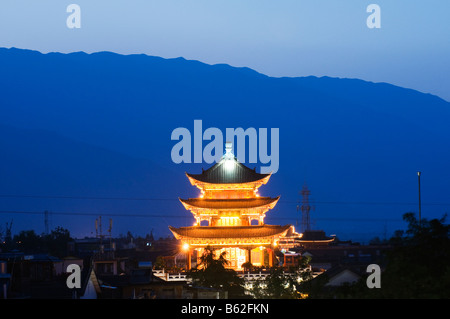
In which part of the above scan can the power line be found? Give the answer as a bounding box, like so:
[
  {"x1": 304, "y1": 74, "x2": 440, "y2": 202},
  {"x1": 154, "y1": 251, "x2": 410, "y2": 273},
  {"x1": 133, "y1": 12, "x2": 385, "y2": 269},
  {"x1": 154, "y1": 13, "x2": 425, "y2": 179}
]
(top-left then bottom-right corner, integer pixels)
[
  {"x1": 282, "y1": 200, "x2": 450, "y2": 207},
  {"x1": 0, "y1": 194, "x2": 175, "y2": 201},
  {"x1": 1, "y1": 194, "x2": 450, "y2": 207},
  {"x1": 0, "y1": 210, "x2": 185, "y2": 219},
  {"x1": 0, "y1": 209, "x2": 403, "y2": 223}
]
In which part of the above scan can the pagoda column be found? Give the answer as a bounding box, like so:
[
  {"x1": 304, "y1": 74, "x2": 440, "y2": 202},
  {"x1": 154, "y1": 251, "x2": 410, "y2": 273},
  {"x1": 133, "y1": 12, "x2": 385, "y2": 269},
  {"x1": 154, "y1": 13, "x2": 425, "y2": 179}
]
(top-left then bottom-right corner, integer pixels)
[
  {"x1": 259, "y1": 215, "x2": 264, "y2": 225},
  {"x1": 268, "y1": 248, "x2": 273, "y2": 267},
  {"x1": 247, "y1": 247, "x2": 252, "y2": 265},
  {"x1": 186, "y1": 249, "x2": 192, "y2": 270}
]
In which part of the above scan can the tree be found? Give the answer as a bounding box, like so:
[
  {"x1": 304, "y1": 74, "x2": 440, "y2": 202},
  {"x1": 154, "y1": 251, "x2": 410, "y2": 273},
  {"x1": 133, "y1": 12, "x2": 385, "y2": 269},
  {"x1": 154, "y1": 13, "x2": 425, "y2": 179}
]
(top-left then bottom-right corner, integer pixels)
[
  {"x1": 377, "y1": 212, "x2": 450, "y2": 298},
  {"x1": 154, "y1": 256, "x2": 166, "y2": 270},
  {"x1": 250, "y1": 256, "x2": 312, "y2": 299},
  {"x1": 13, "y1": 230, "x2": 43, "y2": 252},
  {"x1": 303, "y1": 212, "x2": 450, "y2": 298},
  {"x1": 10, "y1": 227, "x2": 72, "y2": 257},
  {"x1": 241, "y1": 261, "x2": 253, "y2": 272},
  {"x1": 186, "y1": 246, "x2": 245, "y2": 297},
  {"x1": 43, "y1": 226, "x2": 72, "y2": 257}
]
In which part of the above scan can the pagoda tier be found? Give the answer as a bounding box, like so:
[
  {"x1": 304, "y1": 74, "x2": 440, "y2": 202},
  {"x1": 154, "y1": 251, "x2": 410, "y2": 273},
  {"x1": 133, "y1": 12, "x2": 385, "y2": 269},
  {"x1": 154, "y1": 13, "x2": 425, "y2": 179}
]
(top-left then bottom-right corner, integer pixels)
[
  {"x1": 179, "y1": 197, "x2": 280, "y2": 226},
  {"x1": 186, "y1": 151, "x2": 272, "y2": 195},
  {"x1": 179, "y1": 197, "x2": 279, "y2": 210},
  {"x1": 169, "y1": 225, "x2": 292, "y2": 247},
  {"x1": 186, "y1": 157, "x2": 270, "y2": 185}
]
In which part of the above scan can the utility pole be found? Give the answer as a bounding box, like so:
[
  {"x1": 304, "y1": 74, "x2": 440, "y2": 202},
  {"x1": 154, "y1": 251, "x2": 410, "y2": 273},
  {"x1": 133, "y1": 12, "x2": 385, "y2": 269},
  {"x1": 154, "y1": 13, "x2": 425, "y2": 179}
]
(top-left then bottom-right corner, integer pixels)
[
  {"x1": 417, "y1": 171, "x2": 421, "y2": 226},
  {"x1": 44, "y1": 210, "x2": 49, "y2": 235},
  {"x1": 108, "y1": 218, "x2": 113, "y2": 251},
  {"x1": 5, "y1": 220, "x2": 13, "y2": 244}
]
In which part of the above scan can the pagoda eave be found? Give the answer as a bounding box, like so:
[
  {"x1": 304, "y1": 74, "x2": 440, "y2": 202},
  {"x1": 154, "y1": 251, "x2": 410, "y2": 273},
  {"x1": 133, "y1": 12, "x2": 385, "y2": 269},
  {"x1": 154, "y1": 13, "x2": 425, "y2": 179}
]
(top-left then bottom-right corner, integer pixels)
[
  {"x1": 169, "y1": 225, "x2": 291, "y2": 243},
  {"x1": 179, "y1": 196, "x2": 280, "y2": 211},
  {"x1": 186, "y1": 173, "x2": 271, "y2": 190}
]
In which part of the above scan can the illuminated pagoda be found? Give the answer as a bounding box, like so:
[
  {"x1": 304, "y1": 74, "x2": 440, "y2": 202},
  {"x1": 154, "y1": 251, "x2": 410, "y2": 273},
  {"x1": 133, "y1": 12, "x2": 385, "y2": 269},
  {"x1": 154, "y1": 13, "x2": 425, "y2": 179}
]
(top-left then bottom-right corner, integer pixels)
[{"x1": 169, "y1": 142, "x2": 293, "y2": 270}]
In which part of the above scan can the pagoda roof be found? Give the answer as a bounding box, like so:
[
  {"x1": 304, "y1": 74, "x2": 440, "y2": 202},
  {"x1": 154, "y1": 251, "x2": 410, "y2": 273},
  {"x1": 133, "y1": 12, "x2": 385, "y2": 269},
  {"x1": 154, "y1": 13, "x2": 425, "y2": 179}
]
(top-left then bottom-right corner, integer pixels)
[
  {"x1": 186, "y1": 156, "x2": 271, "y2": 185},
  {"x1": 169, "y1": 225, "x2": 292, "y2": 240},
  {"x1": 179, "y1": 196, "x2": 280, "y2": 210}
]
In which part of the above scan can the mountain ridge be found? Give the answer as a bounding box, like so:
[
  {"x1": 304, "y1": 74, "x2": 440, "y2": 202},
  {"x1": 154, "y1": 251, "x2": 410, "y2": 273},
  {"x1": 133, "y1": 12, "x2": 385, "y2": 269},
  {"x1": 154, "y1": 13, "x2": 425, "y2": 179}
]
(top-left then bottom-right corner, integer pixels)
[
  {"x1": 0, "y1": 46, "x2": 449, "y2": 242},
  {"x1": 3, "y1": 46, "x2": 446, "y2": 102}
]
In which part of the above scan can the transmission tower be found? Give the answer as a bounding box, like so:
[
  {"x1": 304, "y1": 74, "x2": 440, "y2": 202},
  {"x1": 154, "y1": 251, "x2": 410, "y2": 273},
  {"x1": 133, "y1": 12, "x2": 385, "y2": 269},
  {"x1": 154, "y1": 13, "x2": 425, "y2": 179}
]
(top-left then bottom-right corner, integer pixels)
[
  {"x1": 95, "y1": 216, "x2": 113, "y2": 252},
  {"x1": 299, "y1": 184, "x2": 313, "y2": 233}
]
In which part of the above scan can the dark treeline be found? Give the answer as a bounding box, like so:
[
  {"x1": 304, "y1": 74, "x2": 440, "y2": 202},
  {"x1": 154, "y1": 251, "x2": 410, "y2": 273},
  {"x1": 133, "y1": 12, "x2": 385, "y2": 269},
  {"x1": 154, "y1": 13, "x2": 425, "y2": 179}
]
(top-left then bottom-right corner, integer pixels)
[{"x1": 300, "y1": 212, "x2": 450, "y2": 298}]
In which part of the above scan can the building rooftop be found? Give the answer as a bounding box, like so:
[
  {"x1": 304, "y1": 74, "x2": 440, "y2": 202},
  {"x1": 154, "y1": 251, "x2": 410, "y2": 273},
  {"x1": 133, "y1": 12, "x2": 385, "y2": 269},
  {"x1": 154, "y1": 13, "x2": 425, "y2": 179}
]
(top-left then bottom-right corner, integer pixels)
[{"x1": 299, "y1": 230, "x2": 335, "y2": 242}]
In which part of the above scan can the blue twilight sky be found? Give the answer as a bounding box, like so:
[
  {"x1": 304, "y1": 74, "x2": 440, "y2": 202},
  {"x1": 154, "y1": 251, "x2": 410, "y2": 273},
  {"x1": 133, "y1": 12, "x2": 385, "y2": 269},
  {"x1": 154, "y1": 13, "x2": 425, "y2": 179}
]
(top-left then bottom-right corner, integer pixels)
[
  {"x1": 0, "y1": 0, "x2": 449, "y2": 101},
  {"x1": 0, "y1": 1, "x2": 449, "y2": 243}
]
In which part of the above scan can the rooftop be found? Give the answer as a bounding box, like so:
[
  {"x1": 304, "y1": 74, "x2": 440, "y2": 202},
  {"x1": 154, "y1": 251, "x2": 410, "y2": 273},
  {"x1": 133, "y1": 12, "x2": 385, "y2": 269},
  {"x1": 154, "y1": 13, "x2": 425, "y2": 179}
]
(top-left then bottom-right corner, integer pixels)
[
  {"x1": 186, "y1": 151, "x2": 270, "y2": 185},
  {"x1": 299, "y1": 230, "x2": 336, "y2": 242}
]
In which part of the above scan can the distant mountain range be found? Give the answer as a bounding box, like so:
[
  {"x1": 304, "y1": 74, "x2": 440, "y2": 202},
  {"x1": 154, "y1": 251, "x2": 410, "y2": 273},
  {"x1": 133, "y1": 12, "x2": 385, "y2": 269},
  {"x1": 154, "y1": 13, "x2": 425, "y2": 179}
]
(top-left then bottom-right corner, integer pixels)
[{"x1": 0, "y1": 47, "x2": 449, "y2": 242}]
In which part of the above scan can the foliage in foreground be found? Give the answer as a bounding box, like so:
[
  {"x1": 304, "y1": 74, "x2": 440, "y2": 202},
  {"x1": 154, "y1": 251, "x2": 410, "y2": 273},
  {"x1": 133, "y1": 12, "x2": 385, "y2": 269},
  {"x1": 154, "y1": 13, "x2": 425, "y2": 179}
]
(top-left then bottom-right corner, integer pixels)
[
  {"x1": 186, "y1": 246, "x2": 246, "y2": 298},
  {"x1": 301, "y1": 213, "x2": 450, "y2": 298}
]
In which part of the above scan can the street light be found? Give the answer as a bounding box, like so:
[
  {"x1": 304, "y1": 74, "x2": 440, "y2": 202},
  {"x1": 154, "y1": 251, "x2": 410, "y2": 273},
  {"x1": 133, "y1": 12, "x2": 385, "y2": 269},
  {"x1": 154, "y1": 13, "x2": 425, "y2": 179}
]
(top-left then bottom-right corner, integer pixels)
[{"x1": 182, "y1": 243, "x2": 191, "y2": 270}]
